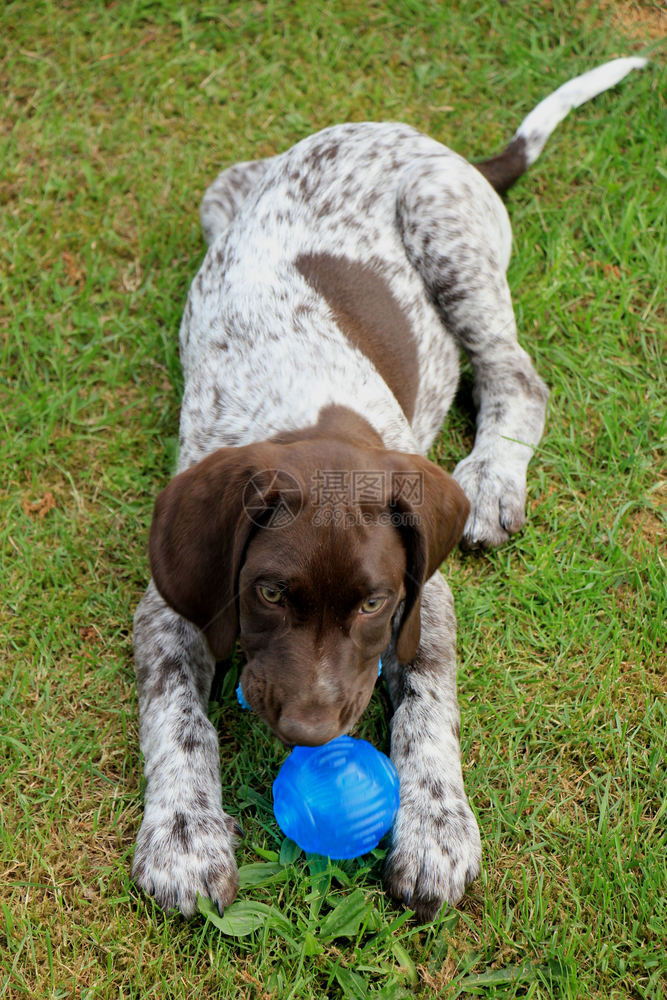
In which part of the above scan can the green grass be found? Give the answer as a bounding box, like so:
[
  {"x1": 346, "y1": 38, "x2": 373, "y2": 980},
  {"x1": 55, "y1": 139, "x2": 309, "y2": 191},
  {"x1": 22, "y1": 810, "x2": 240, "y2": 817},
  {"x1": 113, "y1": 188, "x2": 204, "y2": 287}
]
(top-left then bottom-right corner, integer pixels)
[{"x1": 1, "y1": 1, "x2": 664, "y2": 997}]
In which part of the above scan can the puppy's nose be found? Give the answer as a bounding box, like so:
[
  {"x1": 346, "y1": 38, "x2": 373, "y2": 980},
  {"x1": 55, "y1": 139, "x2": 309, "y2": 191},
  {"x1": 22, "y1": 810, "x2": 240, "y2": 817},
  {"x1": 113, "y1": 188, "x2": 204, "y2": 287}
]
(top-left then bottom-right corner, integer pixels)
[{"x1": 275, "y1": 714, "x2": 341, "y2": 747}]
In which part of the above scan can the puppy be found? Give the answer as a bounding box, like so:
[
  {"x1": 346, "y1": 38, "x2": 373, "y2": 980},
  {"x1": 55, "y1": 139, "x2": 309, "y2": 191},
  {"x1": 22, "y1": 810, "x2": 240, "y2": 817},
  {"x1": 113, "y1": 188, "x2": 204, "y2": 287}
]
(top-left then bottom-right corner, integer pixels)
[{"x1": 132, "y1": 58, "x2": 646, "y2": 920}]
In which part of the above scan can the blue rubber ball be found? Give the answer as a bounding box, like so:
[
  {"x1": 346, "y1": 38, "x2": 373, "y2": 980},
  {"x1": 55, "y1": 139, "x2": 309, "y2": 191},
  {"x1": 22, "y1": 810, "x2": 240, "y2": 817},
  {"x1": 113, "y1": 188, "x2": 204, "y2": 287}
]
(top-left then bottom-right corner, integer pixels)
[{"x1": 272, "y1": 735, "x2": 400, "y2": 859}]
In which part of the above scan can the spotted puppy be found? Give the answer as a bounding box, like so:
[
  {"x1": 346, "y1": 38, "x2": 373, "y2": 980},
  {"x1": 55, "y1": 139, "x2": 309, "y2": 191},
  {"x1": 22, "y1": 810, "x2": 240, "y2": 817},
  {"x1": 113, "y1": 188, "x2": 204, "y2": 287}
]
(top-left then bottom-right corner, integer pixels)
[{"x1": 132, "y1": 58, "x2": 646, "y2": 921}]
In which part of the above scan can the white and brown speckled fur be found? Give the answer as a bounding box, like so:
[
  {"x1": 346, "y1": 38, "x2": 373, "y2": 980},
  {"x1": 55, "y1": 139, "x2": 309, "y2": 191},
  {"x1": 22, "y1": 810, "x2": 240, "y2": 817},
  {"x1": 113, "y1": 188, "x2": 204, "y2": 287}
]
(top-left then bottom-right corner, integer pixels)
[{"x1": 132, "y1": 59, "x2": 646, "y2": 921}]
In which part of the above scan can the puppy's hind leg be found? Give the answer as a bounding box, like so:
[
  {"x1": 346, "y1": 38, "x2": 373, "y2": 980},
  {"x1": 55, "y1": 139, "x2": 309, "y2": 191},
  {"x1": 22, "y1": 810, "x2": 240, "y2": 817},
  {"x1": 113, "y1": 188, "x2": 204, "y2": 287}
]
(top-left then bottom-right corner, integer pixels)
[
  {"x1": 397, "y1": 155, "x2": 549, "y2": 549},
  {"x1": 200, "y1": 156, "x2": 277, "y2": 245}
]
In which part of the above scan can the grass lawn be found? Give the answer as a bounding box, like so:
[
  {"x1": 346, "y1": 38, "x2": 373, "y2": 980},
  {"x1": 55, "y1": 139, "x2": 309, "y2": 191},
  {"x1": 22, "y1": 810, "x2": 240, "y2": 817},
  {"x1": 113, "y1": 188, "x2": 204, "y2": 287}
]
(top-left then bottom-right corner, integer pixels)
[{"x1": 1, "y1": 1, "x2": 664, "y2": 997}]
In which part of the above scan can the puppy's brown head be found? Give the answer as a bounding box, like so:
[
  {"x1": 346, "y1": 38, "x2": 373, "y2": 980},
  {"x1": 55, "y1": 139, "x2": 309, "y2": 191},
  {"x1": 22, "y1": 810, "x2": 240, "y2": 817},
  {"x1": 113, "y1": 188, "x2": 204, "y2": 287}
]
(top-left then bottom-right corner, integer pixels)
[{"x1": 149, "y1": 436, "x2": 468, "y2": 746}]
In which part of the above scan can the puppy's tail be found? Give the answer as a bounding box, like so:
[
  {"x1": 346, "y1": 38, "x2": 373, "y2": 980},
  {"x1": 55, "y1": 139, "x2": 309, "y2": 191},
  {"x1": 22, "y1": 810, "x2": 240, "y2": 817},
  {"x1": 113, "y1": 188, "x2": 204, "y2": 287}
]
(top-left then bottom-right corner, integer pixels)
[{"x1": 475, "y1": 57, "x2": 648, "y2": 194}]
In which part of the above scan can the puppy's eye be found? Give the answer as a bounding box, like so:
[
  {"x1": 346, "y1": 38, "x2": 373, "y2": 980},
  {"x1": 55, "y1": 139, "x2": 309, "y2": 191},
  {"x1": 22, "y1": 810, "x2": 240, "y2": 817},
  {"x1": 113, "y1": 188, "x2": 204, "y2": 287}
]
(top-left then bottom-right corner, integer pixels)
[
  {"x1": 359, "y1": 595, "x2": 387, "y2": 615},
  {"x1": 258, "y1": 585, "x2": 284, "y2": 605}
]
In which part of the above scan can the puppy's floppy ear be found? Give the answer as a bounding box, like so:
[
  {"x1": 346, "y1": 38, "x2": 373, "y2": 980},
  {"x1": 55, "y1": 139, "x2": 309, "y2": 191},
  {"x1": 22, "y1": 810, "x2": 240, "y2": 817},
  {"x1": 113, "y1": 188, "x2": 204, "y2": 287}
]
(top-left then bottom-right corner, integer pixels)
[
  {"x1": 149, "y1": 445, "x2": 302, "y2": 659},
  {"x1": 387, "y1": 454, "x2": 469, "y2": 665}
]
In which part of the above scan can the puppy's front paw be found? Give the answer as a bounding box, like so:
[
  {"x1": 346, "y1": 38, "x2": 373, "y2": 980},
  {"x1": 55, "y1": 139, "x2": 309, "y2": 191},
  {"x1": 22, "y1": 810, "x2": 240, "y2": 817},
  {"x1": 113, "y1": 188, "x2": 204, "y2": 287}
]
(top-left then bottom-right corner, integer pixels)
[
  {"x1": 384, "y1": 795, "x2": 481, "y2": 922},
  {"x1": 453, "y1": 455, "x2": 526, "y2": 550},
  {"x1": 132, "y1": 807, "x2": 242, "y2": 916}
]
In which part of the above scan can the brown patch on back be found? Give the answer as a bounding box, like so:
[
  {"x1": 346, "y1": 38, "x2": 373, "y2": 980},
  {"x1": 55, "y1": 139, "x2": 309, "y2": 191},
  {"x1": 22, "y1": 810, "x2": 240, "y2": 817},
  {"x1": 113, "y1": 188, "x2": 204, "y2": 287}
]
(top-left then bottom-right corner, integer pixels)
[{"x1": 295, "y1": 252, "x2": 419, "y2": 421}]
